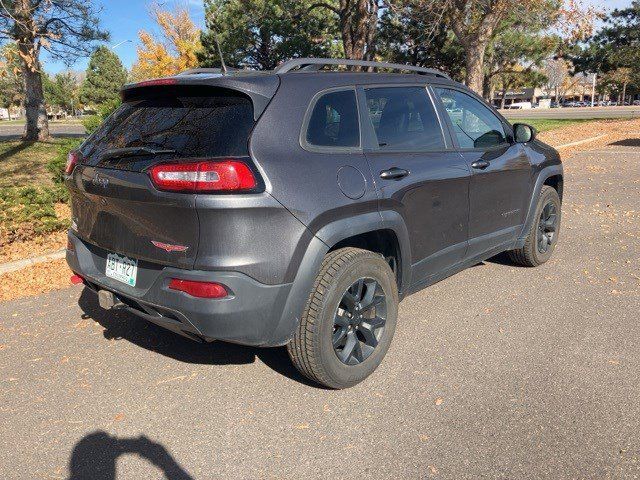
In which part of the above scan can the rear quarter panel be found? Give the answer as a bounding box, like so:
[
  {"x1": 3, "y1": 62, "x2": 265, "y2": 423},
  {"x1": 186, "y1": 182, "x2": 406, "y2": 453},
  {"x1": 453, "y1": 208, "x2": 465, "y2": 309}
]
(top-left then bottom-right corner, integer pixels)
[{"x1": 249, "y1": 74, "x2": 380, "y2": 241}]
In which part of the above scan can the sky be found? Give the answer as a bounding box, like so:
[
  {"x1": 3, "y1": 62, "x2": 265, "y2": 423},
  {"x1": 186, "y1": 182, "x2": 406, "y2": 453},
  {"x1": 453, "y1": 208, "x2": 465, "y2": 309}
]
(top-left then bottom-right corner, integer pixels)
[
  {"x1": 43, "y1": 0, "x2": 206, "y2": 74},
  {"x1": 42, "y1": 0, "x2": 634, "y2": 74}
]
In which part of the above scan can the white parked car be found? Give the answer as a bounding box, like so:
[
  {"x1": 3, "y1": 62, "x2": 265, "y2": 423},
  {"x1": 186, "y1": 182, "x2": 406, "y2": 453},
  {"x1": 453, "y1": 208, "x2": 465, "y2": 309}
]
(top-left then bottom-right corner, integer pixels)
[{"x1": 506, "y1": 102, "x2": 533, "y2": 110}]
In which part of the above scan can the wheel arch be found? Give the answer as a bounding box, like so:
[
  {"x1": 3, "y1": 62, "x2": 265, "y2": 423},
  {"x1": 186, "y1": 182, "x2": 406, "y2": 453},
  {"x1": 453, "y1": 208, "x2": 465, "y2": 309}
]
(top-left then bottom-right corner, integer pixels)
[
  {"x1": 517, "y1": 165, "x2": 564, "y2": 247},
  {"x1": 266, "y1": 210, "x2": 412, "y2": 346}
]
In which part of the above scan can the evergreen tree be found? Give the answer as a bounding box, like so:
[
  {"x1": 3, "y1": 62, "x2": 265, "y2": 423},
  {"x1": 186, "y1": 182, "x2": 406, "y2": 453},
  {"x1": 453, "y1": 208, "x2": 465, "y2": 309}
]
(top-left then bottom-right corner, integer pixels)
[
  {"x1": 80, "y1": 47, "x2": 128, "y2": 106},
  {"x1": 574, "y1": 1, "x2": 640, "y2": 103},
  {"x1": 199, "y1": 0, "x2": 341, "y2": 70}
]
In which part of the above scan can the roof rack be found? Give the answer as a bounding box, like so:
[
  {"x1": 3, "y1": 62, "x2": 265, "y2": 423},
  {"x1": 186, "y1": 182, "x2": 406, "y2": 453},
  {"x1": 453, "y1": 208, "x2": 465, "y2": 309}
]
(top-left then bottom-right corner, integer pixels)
[
  {"x1": 177, "y1": 67, "x2": 237, "y2": 76},
  {"x1": 275, "y1": 58, "x2": 449, "y2": 79}
]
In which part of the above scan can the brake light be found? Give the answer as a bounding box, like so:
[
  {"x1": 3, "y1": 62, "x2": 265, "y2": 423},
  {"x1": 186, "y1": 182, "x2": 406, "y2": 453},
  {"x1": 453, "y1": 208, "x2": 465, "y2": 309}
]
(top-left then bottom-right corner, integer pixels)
[
  {"x1": 168, "y1": 279, "x2": 228, "y2": 298},
  {"x1": 149, "y1": 160, "x2": 257, "y2": 193},
  {"x1": 135, "y1": 78, "x2": 178, "y2": 87},
  {"x1": 65, "y1": 150, "x2": 81, "y2": 175}
]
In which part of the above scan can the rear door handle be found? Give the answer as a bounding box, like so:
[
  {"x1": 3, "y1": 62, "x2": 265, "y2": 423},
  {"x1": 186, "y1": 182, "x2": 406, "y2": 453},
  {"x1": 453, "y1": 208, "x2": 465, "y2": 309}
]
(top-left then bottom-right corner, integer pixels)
[
  {"x1": 471, "y1": 160, "x2": 490, "y2": 170},
  {"x1": 380, "y1": 167, "x2": 410, "y2": 180}
]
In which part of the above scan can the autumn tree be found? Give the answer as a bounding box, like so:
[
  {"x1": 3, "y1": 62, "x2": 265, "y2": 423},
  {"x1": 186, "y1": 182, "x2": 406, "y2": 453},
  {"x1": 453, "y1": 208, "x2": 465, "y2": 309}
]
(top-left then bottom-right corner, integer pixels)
[
  {"x1": 482, "y1": 10, "x2": 560, "y2": 99},
  {"x1": 199, "y1": 0, "x2": 341, "y2": 70},
  {"x1": 0, "y1": 43, "x2": 23, "y2": 120},
  {"x1": 131, "y1": 3, "x2": 202, "y2": 80},
  {"x1": 0, "y1": 0, "x2": 108, "y2": 140},
  {"x1": 80, "y1": 46, "x2": 127, "y2": 107},
  {"x1": 427, "y1": 0, "x2": 596, "y2": 95}
]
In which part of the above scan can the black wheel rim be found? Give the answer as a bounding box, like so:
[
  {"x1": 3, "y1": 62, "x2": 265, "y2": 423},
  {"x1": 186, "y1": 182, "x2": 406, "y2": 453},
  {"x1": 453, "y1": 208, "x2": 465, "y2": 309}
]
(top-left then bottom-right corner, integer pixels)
[
  {"x1": 537, "y1": 201, "x2": 558, "y2": 254},
  {"x1": 332, "y1": 277, "x2": 387, "y2": 366}
]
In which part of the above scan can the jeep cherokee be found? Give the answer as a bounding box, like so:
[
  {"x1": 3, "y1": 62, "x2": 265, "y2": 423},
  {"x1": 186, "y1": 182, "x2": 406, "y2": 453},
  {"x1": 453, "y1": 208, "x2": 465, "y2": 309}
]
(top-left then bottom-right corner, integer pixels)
[{"x1": 65, "y1": 58, "x2": 563, "y2": 389}]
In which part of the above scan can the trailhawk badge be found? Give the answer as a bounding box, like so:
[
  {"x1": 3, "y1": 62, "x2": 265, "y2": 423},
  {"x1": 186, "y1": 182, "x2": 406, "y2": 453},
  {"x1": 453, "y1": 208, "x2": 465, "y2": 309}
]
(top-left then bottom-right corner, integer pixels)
[{"x1": 151, "y1": 241, "x2": 189, "y2": 253}]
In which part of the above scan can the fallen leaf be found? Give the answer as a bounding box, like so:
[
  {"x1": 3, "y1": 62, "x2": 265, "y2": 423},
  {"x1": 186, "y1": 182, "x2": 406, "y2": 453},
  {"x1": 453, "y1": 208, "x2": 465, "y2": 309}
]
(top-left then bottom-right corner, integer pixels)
[
  {"x1": 435, "y1": 398, "x2": 444, "y2": 406},
  {"x1": 114, "y1": 412, "x2": 125, "y2": 422},
  {"x1": 295, "y1": 423, "x2": 310, "y2": 430}
]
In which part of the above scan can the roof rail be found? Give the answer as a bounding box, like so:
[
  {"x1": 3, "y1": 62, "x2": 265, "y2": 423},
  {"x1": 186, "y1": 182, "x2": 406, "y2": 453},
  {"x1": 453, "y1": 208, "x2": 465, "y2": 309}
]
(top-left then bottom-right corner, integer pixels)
[
  {"x1": 275, "y1": 58, "x2": 449, "y2": 79},
  {"x1": 177, "y1": 67, "x2": 237, "y2": 76}
]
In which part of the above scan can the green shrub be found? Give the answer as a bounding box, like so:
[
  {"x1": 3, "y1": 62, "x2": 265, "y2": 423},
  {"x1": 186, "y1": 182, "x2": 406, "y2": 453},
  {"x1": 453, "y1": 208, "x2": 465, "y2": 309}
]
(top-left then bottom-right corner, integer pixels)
[
  {"x1": 82, "y1": 115, "x2": 102, "y2": 135},
  {"x1": 82, "y1": 98, "x2": 122, "y2": 135},
  {"x1": 0, "y1": 184, "x2": 70, "y2": 241},
  {"x1": 46, "y1": 138, "x2": 83, "y2": 184}
]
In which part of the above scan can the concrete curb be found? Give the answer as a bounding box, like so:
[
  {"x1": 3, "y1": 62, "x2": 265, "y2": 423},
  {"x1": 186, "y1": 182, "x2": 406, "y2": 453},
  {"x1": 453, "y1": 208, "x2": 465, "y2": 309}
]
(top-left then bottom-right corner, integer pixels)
[
  {"x1": 0, "y1": 248, "x2": 66, "y2": 275},
  {"x1": 555, "y1": 134, "x2": 607, "y2": 149}
]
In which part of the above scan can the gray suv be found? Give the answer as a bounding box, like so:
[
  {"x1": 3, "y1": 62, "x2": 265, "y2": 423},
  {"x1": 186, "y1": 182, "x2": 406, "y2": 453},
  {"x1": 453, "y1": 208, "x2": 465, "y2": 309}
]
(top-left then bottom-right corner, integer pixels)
[{"x1": 65, "y1": 58, "x2": 563, "y2": 389}]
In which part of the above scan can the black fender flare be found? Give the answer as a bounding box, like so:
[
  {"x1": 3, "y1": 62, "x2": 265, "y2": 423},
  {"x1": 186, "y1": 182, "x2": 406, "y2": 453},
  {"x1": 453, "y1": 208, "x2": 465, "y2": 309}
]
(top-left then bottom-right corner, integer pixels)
[
  {"x1": 516, "y1": 164, "x2": 564, "y2": 247},
  {"x1": 266, "y1": 210, "x2": 411, "y2": 346}
]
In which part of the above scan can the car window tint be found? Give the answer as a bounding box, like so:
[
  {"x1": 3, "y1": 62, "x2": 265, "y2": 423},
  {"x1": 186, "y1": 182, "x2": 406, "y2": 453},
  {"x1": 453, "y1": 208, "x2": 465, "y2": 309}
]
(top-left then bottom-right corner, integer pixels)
[
  {"x1": 305, "y1": 90, "x2": 360, "y2": 148},
  {"x1": 364, "y1": 87, "x2": 445, "y2": 151},
  {"x1": 435, "y1": 88, "x2": 508, "y2": 149},
  {"x1": 82, "y1": 92, "x2": 254, "y2": 161}
]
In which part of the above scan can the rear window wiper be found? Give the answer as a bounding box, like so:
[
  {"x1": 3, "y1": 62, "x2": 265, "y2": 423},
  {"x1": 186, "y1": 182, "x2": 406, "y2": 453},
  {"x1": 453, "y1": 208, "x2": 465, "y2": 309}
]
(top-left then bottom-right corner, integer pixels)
[{"x1": 100, "y1": 146, "x2": 177, "y2": 161}]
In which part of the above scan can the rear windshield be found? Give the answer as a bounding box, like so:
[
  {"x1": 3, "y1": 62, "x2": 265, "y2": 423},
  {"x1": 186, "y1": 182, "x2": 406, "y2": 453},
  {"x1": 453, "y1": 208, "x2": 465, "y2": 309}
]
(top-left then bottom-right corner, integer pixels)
[{"x1": 81, "y1": 89, "x2": 254, "y2": 161}]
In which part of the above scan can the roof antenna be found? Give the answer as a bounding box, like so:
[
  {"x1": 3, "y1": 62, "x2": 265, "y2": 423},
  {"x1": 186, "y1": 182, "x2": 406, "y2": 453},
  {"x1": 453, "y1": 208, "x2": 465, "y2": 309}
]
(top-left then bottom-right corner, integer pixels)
[{"x1": 213, "y1": 32, "x2": 227, "y2": 74}]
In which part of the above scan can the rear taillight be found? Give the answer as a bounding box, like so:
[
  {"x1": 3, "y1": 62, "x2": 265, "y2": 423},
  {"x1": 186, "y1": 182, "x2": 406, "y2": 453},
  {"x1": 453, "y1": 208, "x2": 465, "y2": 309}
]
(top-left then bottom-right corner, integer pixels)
[
  {"x1": 148, "y1": 160, "x2": 257, "y2": 193},
  {"x1": 168, "y1": 279, "x2": 228, "y2": 298},
  {"x1": 70, "y1": 274, "x2": 84, "y2": 285},
  {"x1": 65, "y1": 150, "x2": 82, "y2": 175}
]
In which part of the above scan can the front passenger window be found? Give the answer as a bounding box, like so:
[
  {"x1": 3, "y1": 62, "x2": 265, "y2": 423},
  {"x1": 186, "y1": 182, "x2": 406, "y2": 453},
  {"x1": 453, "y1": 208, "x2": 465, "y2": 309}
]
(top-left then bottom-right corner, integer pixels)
[{"x1": 435, "y1": 88, "x2": 508, "y2": 149}]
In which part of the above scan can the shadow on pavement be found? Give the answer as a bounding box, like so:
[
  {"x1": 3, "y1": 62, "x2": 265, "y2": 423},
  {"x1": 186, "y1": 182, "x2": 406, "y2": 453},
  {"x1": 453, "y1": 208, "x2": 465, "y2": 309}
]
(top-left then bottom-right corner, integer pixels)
[
  {"x1": 68, "y1": 431, "x2": 193, "y2": 480},
  {"x1": 77, "y1": 288, "x2": 321, "y2": 388},
  {"x1": 609, "y1": 138, "x2": 640, "y2": 147},
  {"x1": 484, "y1": 252, "x2": 517, "y2": 266},
  {"x1": 0, "y1": 140, "x2": 34, "y2": 161}
]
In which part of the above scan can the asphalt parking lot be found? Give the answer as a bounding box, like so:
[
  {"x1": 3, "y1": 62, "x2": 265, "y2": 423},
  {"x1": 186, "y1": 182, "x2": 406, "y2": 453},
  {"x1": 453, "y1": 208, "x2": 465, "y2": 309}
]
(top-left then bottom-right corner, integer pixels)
[
  {"x1": 1, "y1": 140, "x2": 639, "y2": 479},
  {"x1": 0, "y1": 123, "x2": 85, "y2": 141}
]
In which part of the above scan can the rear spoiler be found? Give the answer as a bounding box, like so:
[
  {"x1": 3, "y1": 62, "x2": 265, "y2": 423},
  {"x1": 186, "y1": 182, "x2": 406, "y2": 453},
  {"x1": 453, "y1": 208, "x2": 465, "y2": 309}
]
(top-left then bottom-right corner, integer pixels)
[{"x1": 121, "y1": 74, "x2": 280, "y2": 121}]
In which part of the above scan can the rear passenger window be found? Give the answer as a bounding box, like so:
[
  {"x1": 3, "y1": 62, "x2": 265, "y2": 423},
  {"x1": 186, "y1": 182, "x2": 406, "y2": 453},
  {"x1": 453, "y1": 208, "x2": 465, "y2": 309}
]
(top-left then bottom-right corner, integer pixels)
[
  {"x1": 364, "y1": 87, "x2": 445, "y2": 151},
  {"x1": 434, "y1": 88, "x2": 508, "y2": 149},
  {"x1": 305, "y1": 89, "x2": 360, "y2": 148}
]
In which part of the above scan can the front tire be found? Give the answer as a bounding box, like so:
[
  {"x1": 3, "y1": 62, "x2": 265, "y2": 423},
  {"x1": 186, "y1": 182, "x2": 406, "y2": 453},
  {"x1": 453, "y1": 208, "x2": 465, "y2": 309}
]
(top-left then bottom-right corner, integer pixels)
[
  {"x1": 508, "y1": 185, "x2": 561, "y2": 267},
  {"x1": 287, "y1": 247, "x2": 398, "y2": 389}
]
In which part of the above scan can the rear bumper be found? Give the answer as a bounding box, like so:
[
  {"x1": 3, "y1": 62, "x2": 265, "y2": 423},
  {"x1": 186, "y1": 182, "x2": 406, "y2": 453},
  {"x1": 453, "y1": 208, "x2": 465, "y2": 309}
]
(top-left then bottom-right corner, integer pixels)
[{"x1": 66, "y1": 232, "x2": 293, "y2": 346}]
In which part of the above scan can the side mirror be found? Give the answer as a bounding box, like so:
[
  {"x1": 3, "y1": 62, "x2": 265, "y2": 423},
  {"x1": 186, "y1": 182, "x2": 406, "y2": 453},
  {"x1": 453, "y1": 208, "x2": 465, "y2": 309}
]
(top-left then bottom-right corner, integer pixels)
[{"x1": 513, "y1": 123, "x2": 536, "y2": 143}]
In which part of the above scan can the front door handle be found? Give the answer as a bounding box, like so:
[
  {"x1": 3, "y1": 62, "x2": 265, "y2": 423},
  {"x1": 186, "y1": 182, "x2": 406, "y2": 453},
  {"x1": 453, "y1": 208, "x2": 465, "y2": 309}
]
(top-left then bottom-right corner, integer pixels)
[
  {"x1": 380, "y1": 167, "x2": 410, "y2": 180},
  {"x1": 471, "y1": 160, "x2": 490, "y2": 170}
]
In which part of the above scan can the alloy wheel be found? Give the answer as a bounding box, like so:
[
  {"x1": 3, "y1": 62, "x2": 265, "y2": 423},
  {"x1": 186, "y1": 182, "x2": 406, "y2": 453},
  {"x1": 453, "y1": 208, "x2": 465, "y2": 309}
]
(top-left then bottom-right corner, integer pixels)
[
  {"x1": 537, "y1": 201, "x2": 558, "y2": 254},
  {"x1": 332, "y1": 277, "x2": 387, "y2": 365}
]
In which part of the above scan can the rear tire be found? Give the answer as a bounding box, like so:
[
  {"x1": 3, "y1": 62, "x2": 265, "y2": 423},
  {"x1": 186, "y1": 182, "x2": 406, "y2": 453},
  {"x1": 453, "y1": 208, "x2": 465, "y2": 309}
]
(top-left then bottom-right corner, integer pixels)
[
  {"x1": 287, "y1": 247, "x2": 398, "y2": 389},
  {"x1": 508, "y1": 185, "x2": 561, "y2": 267}
]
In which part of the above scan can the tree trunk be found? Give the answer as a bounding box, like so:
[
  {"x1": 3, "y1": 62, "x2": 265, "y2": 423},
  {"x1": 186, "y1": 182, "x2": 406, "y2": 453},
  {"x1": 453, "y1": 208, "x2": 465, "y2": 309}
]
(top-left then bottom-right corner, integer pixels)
[
  {"x1": 500, "y1": 91, "x2": 507, "y2": 109},
  {"x1": 338, "y1": 0, "x2": 376, "y2": 61},
  {"x1": 464, "y1": 43, "x2": 486, "y2": 95},
  {"x1": 14, "y1": 0, "x2": 49, "y2": 141},
  {"x1": 21, "y1": 68, "x2": 49, "y2": 141},
  {"x1": 621, "y1": 82, "x2": 628, "y2": 105}
]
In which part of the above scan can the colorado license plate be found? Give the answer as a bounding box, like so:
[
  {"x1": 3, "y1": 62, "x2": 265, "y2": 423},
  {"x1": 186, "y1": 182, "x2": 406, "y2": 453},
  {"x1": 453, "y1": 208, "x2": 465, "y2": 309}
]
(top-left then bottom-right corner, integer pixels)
[{"x1": 105, "y1": 253, "x2": 138, "y2": 287}]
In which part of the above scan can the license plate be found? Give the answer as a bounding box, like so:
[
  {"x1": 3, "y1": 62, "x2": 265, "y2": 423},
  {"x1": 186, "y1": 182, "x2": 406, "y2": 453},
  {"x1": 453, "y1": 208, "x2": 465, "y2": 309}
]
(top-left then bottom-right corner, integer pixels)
[{"x1": 105, "y1": 253, "x2": 138, "y2": 287}]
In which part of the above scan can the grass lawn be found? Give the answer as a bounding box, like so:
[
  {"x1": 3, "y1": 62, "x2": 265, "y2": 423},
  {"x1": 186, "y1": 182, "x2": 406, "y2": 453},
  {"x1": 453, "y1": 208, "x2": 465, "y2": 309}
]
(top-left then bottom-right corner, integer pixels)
[
  {"x1": 0, "y1": 137, "x2": 81, "y2": 245},
  {"x1": 510, "y1": 118, "x2": 595, "y2": 132}
]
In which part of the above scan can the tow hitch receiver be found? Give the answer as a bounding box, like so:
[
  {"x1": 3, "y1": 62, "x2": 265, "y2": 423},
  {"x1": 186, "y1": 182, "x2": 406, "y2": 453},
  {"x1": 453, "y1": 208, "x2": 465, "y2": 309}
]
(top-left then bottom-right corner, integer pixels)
[{"x1": 98, "y1": 290, "x2": 125, "y2": 310}]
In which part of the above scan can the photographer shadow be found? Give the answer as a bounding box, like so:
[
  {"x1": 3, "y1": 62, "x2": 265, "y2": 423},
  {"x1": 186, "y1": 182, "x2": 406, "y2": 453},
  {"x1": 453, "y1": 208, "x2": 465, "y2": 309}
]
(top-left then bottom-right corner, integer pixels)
[{"x1": 68, "y1": 431, "x2": 193, "y2": 480}]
